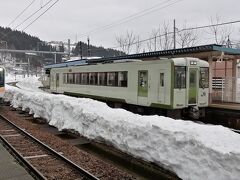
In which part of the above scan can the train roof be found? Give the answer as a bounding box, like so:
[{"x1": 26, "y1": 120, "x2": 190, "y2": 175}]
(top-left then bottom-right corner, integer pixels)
[{"x1": 44, "y1": 44, "x2": 240, "y2": 69}]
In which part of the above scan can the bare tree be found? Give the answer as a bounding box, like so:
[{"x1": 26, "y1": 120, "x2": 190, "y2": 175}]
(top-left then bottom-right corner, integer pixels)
[
  {"x1": 125, "y1": 31, "x2": 136, "y2": 54},
  {"x1": 116, "y1": 35, "x2": 127, "y2": 55},
  {"x1": 159, "y1": 22, "x2": 173, "y2": 50},
  {"x1": 177, "y1": 22, "x2": 199, "y2": 48},
  {"x1": 135, "y1": 35, "x2": 142, "y2": 53},
  {"x1": 208, "y1": 15, "x2": 233, "y2": 45},
  {"x1": 147, "y1": 28, "x2": 159, "y2": 52},
  {"x1": 116, "y1": 31, "x2": 136, "y2": 54}
]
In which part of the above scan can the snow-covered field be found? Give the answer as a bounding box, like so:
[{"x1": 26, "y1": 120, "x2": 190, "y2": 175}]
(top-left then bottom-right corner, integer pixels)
[{"x1": 4, "y1": 74, "x2": 240, "y2": 180}]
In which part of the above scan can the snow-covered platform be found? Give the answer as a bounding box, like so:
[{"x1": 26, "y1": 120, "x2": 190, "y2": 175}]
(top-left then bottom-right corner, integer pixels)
[
  {"x1": 0, "y1": 142, "x2": 33, "y2": 180},
  {"x1": 3, "y1": 75, "x2": 240, "y2": 180}
]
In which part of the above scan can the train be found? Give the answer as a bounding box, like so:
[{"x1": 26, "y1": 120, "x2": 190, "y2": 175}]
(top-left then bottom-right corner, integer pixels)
[
  {"x1": 43, "y1": 57, "x2": 209, "y2": 119},
  {"x1": 0, "y1": 66, "x2": 5, "y2": 98}
]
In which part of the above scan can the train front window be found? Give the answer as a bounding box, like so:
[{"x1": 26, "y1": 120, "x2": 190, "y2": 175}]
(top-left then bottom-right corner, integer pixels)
[
  {"x1": 199, "y1": 67, "x2": 209, "y2": 88},
  {"x1": 174, "y1": 66, "x2": 186, "y2": 89},
  {"x1": 0, "y1": 67, "x2": 4, "y2": 86}
]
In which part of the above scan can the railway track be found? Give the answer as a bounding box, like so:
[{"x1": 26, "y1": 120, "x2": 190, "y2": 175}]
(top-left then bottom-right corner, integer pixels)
[{"x1": 0, "y1": 114, "x2": 99, "y2": 180}]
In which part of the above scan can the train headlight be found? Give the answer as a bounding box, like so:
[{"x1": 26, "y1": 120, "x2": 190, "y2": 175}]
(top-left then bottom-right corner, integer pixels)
[{"x1": 190, "y1": 61, "x2": 197, "y2": 65}]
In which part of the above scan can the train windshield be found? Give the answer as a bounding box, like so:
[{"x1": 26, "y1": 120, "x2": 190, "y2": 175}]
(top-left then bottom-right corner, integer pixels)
[
  {"x1": 199, "y1": 67, "x2": 209, "y2": 88},
  {"x1": 174, "y1": 66, "x2": 186, "y2": 89},
  {"x1": 0, "y1": 67, "x2": 4, "y2": 87}
]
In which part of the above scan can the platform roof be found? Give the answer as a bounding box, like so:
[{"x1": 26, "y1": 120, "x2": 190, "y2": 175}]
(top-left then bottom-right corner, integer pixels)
[{"x1": 44, "y1": 44, "x2": 240, "y2": 69}]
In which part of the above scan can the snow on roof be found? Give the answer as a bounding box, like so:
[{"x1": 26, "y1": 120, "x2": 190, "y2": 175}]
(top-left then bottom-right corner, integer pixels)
[{"x1": 4, "y1": 75, "x2": 240, "y2": 180}]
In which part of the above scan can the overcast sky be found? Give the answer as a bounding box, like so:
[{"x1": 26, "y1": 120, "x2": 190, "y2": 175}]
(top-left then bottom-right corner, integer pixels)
[{"x1": 0, "y1": 0, "x2": 239, "y2": 49}]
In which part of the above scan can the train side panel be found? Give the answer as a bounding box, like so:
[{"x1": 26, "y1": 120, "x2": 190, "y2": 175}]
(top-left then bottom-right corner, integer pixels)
[{"x1": 50, "y1": 60, "x2": 173, "y2": 108}]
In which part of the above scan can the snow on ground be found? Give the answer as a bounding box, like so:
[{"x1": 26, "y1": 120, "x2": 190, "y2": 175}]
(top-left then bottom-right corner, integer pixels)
[
  {"x1": 4, "y1": 75, "x2": 240, "y2": 180},
  {"x1": 6, "y1": 73, "x2": 43, "y2": 92}
]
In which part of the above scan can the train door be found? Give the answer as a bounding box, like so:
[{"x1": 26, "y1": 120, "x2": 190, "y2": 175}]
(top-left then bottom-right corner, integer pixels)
[
  {"x1": 50, "y1": 73, "x2": 54, "y2": 91},
  {"x1": 56, "y1": 73, "x2": 59, "y2": 91},
  {"x1": 137, "y1": 70, "x2": 148, "y2": 104},
  {"x1": 158, "y1": 71, "x2": 165, "y2": 103},
  {"x1": 188, "y1": 68, "x2": 198, "y2": 104}
]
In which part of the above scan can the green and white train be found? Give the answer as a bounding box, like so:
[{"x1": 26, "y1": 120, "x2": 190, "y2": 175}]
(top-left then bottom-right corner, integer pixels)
[{"x1": 43, "y1": 57, "x2": 209, "y2": 119}]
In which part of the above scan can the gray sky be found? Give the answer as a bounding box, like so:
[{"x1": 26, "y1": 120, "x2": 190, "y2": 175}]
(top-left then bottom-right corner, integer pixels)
[{"x1": 0, "y1": 0, "x2": 239, "y2": 49}]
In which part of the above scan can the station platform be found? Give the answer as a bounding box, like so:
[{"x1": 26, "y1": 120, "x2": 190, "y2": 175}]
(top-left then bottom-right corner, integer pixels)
[
  {"x1": 0, "y1": 142, "x2": 33, "y2": 180},
  {"x1": 209, "y1": 102, "x2": 240, "y2": 110},
  {"x1": 206, "y1": 102, "x2": 240, "y2": 129}
]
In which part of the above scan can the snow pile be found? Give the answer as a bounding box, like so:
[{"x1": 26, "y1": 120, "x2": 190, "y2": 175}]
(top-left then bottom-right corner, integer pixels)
[
  {"x1": 6, "y1": 74, "x2": 43, "y2": 92},
  {"x1": 16, "y1": 76, "x2": 43, "y2": 92},
  {"x1": 3, "y1": 85, "x2": 240, "y2": 180},
  {"x1": 5, "y1": 73, "x2": 26, "y2": 83}
]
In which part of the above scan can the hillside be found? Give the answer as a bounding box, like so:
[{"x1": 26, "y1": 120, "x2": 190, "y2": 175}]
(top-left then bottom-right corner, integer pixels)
[{"x1": 0, "y1": 26, "x2": 124, "y2": 59}]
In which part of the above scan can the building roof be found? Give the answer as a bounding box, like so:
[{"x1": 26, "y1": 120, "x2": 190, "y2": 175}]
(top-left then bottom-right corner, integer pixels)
[{"x1": 44, "y1": 44, "x2": 240, "y2": 69}]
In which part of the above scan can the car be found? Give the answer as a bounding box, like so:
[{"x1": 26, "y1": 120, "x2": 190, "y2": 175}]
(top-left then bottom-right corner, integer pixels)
[{"x1": 43, "y1": 57, "x2": 209, "y2": 119}]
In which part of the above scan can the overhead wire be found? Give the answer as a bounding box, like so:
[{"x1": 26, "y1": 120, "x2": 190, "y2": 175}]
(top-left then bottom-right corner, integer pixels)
[
  {"x1": 8, "y1": 0, "x2": 37, "y2": 27},
  {"x1": 87, "y1": 19, "x2": 240, "y2": 51},
  {"x1": 13, "y1": 0, "x2": 55, "y2": 30},
  {"x1": 79, "y1": 0, "x2": 184, "y2": 38},
  {"x1": 22, "y1": 0, "x2": 59, "y2": 31}
]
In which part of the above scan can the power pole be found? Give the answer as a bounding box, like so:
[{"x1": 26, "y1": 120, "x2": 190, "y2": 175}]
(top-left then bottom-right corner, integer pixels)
[
  {"x1": 226, "y1": 35, "x2": 232, "y2": 48},
  {"x1": 173, "y1": 19, "x2": 176, "y2": 49},
  {"x1": 87, "y1": 37, "x2": 91, "y2": 57},
  {"x1": 79, "y1": 41, "x2": 83, "y2": 59},
  {"x1": 68, "y1": 39, "x2": 71, "y2": 58}
]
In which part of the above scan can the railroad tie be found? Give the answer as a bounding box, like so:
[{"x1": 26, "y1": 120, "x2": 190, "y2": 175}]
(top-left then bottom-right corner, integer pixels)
[
  {"x1": 2, "y1": 134, "x2": 21, "y2": 137},
  {"x1": 24, "y1": 154, "x2": 49, "y2": 159},
  {"x1": 0, "y1": 129, "x2": 15, "y2": 132}
]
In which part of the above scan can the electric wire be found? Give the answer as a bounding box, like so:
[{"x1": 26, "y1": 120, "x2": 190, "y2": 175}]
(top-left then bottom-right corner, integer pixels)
[
  {"x1": 8, "y1": 0, "x2": 37, "y2": 27},
  {"x1": 105, "y1": 19, "x2": 240, "y2": 50},
  {"x1": 22, "y1": 0, "x2": 59, "y2": 31},
  {"x1": 13, "y1": 0, "x2": 55, "y2": 30},
  {"x1": 79, "y1": 0, "x2": 184, "y2": 38}
]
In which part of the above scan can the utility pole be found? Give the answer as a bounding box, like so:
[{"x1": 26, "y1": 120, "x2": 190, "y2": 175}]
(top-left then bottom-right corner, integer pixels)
[
  {"x1": 226, "y1": 35, "x2": 232, "y2": 48},
  {"x1": 154, "y1": 36, "x2": 157, "y2": 51},
  {"x1": 87, "y1": 37, "x2": 91, "y2": 57},
  {"x1": 79, "y1": 41, "x2": 83, "y2": 59},
  {"x1": 68, "y1": 39, "x2": 71, "y2": 59},
  {"x1": 173, "y1": 19, "x2": 176, "y2": 49}
]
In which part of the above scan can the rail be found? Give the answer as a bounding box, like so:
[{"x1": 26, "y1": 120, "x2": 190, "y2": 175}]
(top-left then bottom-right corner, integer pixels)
[{"x1": 0, "y1": 114, "x2": 99, "y2": 180}]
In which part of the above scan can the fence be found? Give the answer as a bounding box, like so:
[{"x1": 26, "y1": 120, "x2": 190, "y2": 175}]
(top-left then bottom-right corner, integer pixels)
[{"x1": 212, "y1": 77, "x2": 240, "y2": 103}]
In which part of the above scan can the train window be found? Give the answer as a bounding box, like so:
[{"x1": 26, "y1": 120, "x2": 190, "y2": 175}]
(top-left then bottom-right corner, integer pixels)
[
  {"x1": 81, "y1": 73, "x2": 89, "y2": 85},
  {"x1": 89, "y1": 73, "x2": 97, "y2": 85},
  {"x1": 63, "y1": 73, "x2": 67, "y2": 84},
  {"x1": 118, "y1": 72, "x2": 128, "y2": 87},
  {"x1": 98, "y1": 72, "x2": 107, "y2": 86},
  {"x1": 68, "y1": 73, "x2": 75, "y2": 84},
  {"x1": 160, "y1": 73, "x2": 164, "y2": 87},
  {"x1": 174, "y1": 66, "x2": 186, "y2": 89},
  {"x1": 107, "y1": 72, "x2": 118, "y2": 86},
  {"x1": 0, "y1": 67, "x2": 4, "y2": 86},
  {"x1": 199, "y1": 67, "x2": 209, "y2": 88},
  {"x1": 75, "y1": 73, "x2": 81, "y2": 84}
]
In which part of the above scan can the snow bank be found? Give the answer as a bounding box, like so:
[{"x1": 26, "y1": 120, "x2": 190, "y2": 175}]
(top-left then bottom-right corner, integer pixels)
[
  {"x1": 16, "y1": 76, "x2": 43, "y2": 92},
  {"x1": 4, "y1": 85, "x2": 240, "y2": 180}
]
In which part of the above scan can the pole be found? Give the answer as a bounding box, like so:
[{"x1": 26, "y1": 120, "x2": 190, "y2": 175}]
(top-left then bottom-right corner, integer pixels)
[
  {"x1": 79, "y1": 41, "x2": 82, "y2": 59},
  {"x1": 173, "y1": 19, "x2": 176, "y2": 49},
  {"x1": 68, "y1": 39, "x2": 71, "y2": 58},
  {"x1": 27, "y1": 57, "x2": 30, "y2": 77},
  {"x1": 87, "y1": 37, "x2": 90, "y2": 57},
  {"x1": 54, "y1": 53, "x2": 57, "y2": 64},
  {"x1": 154, "y1": 36, "x2": 156, "y2": 51}
]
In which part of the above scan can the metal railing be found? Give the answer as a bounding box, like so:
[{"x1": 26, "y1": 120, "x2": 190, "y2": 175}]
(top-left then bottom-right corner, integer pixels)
[{"x1": 212, "y1": 77, "x2": 240, "y2": 103}]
